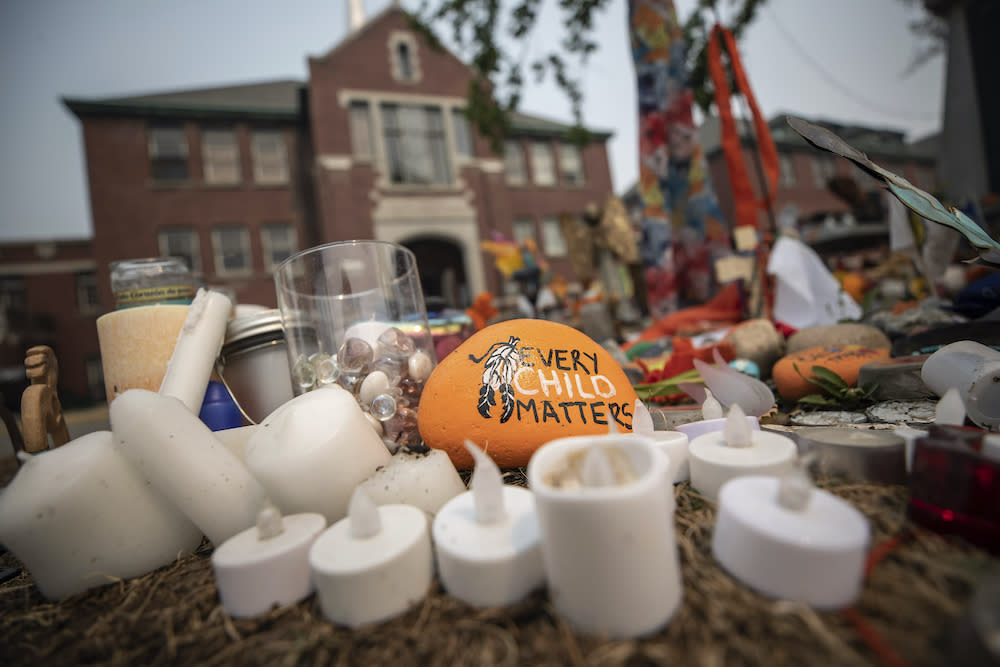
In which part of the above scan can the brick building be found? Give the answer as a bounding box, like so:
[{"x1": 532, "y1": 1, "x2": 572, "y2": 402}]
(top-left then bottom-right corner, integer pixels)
[{"x1": 0, "y1": 5, "x2": 615, "y2": 406}]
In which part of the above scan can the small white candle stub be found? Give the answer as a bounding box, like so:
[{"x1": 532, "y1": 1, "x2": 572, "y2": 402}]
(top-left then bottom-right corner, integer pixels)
[
  {"x1": 310, "y1": 488, "x2": 433, "y2": 628},
  {"x1": 212, "y1": 505, "x2": 326, "y2": 618},
  {"x1": 688, "y1": 406, "x2": 797, "y2": 503},
  {"x1": 0, "y1": 431, "x2": 202, "y2": 600},
  {"x1": 527, "y1": 434, "x2": 682, "y2": 638},
  {"x1": 432, "y1": 441, "x2": 544, "y2": 608},
  {"x1": 712, "y1": 474, "x2": 870, "y2": 609}
]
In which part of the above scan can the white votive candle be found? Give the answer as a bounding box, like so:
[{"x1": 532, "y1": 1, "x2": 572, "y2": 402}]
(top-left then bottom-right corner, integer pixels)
[
  {"x1": 527, "y1": 432, "x2": 682, "y2": 638},
  {"x1": 159, "y1": 288, "x2": 233, "y2": 413},
  {"x1": 0, "y1": 431, "x2": 202, "y2": 600},
  {"x1": 310, "y1": 487, "x2": 433, "y2": 628},
  {"x1": 632, "y1": 401, "x2": 690, "y2": 483},
  {"x1": 676, "y1": 389, "x2": 760, "y2": 441},
  {"x1": 111, "y1": 389, "x2": 264, "y2": 546},
  {"x1": 712, "y1": 472, "x2": 870, "y2": 609},
  {"x1": 212, "y1": 505, "x2": 326, "y2": 618},
  {"x1": 433, "y1": 441, "x2": 544, "y2": 607},
  {"x1": 357, "y1": 448, "x2": 466, "y2": 516},
  {"x1": 245, "y1": 386, "x2": 391, "y2": 523},
  {"x1": 688, "y1": 405, "x2": 797, "y2": 503}
]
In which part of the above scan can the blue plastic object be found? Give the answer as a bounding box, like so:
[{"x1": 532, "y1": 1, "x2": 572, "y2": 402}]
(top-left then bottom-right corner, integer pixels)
[{"x1": 198, "y1": 380, "x2": 244, "y2": 431}]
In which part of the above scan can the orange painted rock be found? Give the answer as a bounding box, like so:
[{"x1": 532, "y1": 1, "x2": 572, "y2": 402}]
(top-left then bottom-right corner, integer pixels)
[
  {"x1": 772, "y1": 345, "x2": 890, "y2": 401},
  {"x1": 418, "y1": 319, "x2": 640, "y2": 469}
]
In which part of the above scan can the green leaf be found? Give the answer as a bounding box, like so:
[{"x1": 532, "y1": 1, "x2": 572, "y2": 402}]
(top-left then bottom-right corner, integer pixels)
[
  {"x1": 633, "y1": 368, "x2": 702, "y2": 400},
  {"x1": 796, "y1": 394, "x2": 839, "y2": 406},
  {"x1": 810, "y1": 366, "x2": 849, "y2": 391}
]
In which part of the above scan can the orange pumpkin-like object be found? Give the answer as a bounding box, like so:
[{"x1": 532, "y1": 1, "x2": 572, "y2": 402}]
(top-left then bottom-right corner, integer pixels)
[{"x1": 418, "y1": 319, "x2": 640, "y2": 469}]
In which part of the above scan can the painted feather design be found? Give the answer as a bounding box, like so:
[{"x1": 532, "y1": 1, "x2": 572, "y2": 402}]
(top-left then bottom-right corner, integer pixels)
[{"x1": 475, "y1": 336, "x2": 521, "y2": 420}]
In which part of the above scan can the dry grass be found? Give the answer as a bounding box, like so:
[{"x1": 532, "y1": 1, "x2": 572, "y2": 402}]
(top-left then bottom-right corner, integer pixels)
[{"x1": 1, "y1": 459, "x2": 996, "y2": 666}]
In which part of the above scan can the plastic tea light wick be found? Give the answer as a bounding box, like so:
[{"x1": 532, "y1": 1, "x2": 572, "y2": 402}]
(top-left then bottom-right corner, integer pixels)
[
  {"x1": 702, "y1": 389, "x2": 724, "y2": 421},
  {"x1": 256, "y1": 503, "x2": 285, "y2": 540},
  {"x1": 935, "y1": 387, "x2": 966, "y2": 426},
  {"x1": 348, "y1": 486, "x2": 382, "y2": 539},
  {"x1": 431, "y1": 441, "x2": 544, "y2": 608},
  {"x1": 722, "y1": 405, "x2": 752, "y2": 447},
  {"x1": 467, "y1": 440, "x2": 506, "y2": 524},
  {"x1": 581, "y1": 445, "x2": 617, "y2": 488},
  {"x1": 775, "y1": 467, "x2": 813, "y2": 512}
]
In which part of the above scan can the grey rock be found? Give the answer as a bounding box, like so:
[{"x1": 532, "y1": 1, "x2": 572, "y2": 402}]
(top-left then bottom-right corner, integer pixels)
[
  {"x1": 857, "y1": 356, "x2": 934, "y2": 400},
  {"x1": 787, "y1": 323, "x2": 890, "y2": 354},
  {"x1": 723, "y1": 319, "x2": 785, "y2": 379},
  {"x1": 865, "y1": 400, "x2": 937, "y2": 425},
  {"x1": 790, "y1": 411, "x2": 868, "y2": 426}
]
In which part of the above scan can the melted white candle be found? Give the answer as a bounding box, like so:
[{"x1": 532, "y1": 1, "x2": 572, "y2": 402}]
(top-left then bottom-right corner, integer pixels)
[{"x1": 159, "y1": 288, "x2": 232, "y2": 413}]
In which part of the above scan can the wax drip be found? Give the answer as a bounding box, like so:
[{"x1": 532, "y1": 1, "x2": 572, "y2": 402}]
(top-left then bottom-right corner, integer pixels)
[{"x1": 465, "y1": 440, "x2": 506, "y2": 524}]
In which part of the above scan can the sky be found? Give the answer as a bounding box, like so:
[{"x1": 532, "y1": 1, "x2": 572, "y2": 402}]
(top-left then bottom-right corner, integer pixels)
[{"x1": 0, "y1": 0, "x2": 944, "y2": 242}]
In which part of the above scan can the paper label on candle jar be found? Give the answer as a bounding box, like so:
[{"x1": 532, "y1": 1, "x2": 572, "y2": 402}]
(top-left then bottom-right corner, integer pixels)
[
  {"x1": 115, "y1": 284, "x2": 196, "y2": 309},
  {"x1": 418, "y1": 319, "x2": 641, "y2": 469}
]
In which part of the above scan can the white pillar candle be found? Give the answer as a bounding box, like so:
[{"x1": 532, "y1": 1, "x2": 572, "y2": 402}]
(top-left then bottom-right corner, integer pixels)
[
  {"x1": 433, "y1": 441, "x2": 544, "y2": 607},
  {"x1": 159, "y1": 288, "x2": 233, "y2": 414},
  {"x1": 310, "y1": 487, "x2": 433, "y2": 628},
  {"x1": 527, "y1": 432, "x2": 682, "y2": 638},
  {"x1": 245, "y1": 386, "x2": 392, "y2": 524},
  {"x1": 712, "y1": 472, "x2": 870, "y2": 609},
  {"x1": 0, "y1": 431, "x2": 202, "y2": 600},
  {"x1": 213, "y1": 424, "x2": 258, "y2": 463},
  {"x1": 356, "y1": 449, "x2": 466, "y2": 516},
  {"x1": 110, "y1": 389, "x2": 264, "y2": 546},
  {"x1": 688, "y1": 405, "x2": 797, "y2": 503},
  {"x1": 212, "y1": 505, "x2": 326, "y2": 618}
]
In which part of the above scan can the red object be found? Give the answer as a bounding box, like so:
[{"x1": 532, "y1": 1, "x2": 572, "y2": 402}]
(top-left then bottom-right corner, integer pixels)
[
  {"x1": 706, "y1": 24, "x2": 779, "y2": 229},
  {"x1": 908, "y1": 425, "x2": 1000, "y2": 554},
  {"x1": 627, "y1": 281, "x2": 745, "y2": 346}
]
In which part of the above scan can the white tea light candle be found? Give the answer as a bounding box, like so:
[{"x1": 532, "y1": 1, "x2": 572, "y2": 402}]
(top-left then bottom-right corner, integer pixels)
[
  {"x1": 111, "y1": 389, "x2": 264, "y2": 546},
  {"x1": 527, "y1": 432, "x2": 682, "y2": 638},
  {"x1": 310, "y1": 488, "x2": 433, "y2": 628},
  {"x1": 0, "y1": 431, "x2": 202, "y2": 600},
  {"x1": 433, "y1": 441, "x2": 544, "y2": 607},
  {"x1": 712, "y1": 472, "x2": 870, "y2": 609},
  {"x1": 212, "y1": 505, "x2": 326, "y2": 618},
  {"x1": 688, "y1": 405, "x2": 797, "y2": 503}
]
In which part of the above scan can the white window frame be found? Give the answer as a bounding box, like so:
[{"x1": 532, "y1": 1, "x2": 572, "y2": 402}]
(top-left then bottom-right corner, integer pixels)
[
  {"x1": 388, "y1": 31, "x2": 422, "y2": 84},
  {"x1": 558, "y1": 142, "x2": 585, "y2": 186},
  {"x1": 260, "y1": 223, "x2": 298, "y2": 272},
  {"x1": 451, "y1": 108, "x2": 473, "y2": 159},
  {"x1": 211, "y1": 225, "x2": 253, "y2": 277},
  {"x1": 541, "y1": 217, "x2": 567, "y2": 257},
  {"x1": 779, "y1": 154, "x2": 797, "y2": 188},
  {"x1": 512, "y1": 217, "x2": 535, "y2": 244},
  {"x1": 504, "y1": 140, "x2": 526, "y2": 185},
  {"x1": 251, "y1": 130, "x2": 289, "y2": 185},
  {"x1": 530, "y1": 141, "x2": 556, "y2": 186},
  {"x1": 148, "y1": 126, "x2": 189, "y2": 182},
  {"x1": 349, "y1": 101, "x2": 374, "y2": 159},
  {"x1": 380, "y1": 103, "x2": 451, "y2": 186},
  {"x1": 201, "y1": 128, "x2": 241, "y2": 185},
  {"x1": 158, "y1": 228, "x2": 202, "y2": 275}
]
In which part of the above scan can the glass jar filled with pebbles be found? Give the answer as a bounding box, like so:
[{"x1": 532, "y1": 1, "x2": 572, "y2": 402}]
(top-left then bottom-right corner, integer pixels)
[{"x1": 276, "y1": 241, "x2": 437, "y2": 450}]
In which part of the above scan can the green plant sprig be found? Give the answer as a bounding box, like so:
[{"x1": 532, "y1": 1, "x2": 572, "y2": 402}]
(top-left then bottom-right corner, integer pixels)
[{"x1": 792, "y1": 363, "x2": 879, "y2": 409}]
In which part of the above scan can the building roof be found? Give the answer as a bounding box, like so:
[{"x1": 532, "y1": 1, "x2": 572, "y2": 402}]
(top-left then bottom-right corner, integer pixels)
[{"x1": 63, "y1": 79, "x2": 305, "y2": 121}]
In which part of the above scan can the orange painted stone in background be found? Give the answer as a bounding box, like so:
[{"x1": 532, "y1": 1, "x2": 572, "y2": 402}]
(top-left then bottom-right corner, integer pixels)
[
  {"x1": 772, "y1": 345, "x2": 890, "y2": 401},
  {"x1": 418, "y1": 319, "x2": 640, "y2": 469}
]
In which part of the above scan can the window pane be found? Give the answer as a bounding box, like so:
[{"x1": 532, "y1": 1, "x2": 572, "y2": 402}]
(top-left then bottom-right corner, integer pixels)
[
  {"x1": 452, "y1": 108, "x2": 472, "y2": 157},
  {"x1": 512, "y1": 218, "x2": 535, "y2": 244},
  {"x1": 261, "y1": 223, "x2": 297, "y2": 271},
  {"x1": 541, "y1": 217, "x2": 567, "y2": 256},
  {"x1": 202, "y1": 129, "x2": 241, "y2": 184},
  {"x1": 76, "y1": 271, "x2": 100, "y2": 314},
  {"x1": 0, "y1": 277, "x2": 26, "y2": 312},
  {"x1": 149, "y1": 127, "x2": 189, "y2": 182},
  {"x1": 530, "y1": 142, "x2": 556, "y2": 186},
  {"x1": 251, "y1": 131, "x2": 289, "y2": 184},
  {"x1": 779, "y1": 154, "x2": 796, "y2": 188},
  {"x1": 504, "y1": 140, "x2": 525, "y2": 185},
  {"x1": 158, "y1": 228, "x2": 201, "y2": 274},
  {"x1": 212, "y1": 226, "x2": 251, "y2": 275},
  {"x1": 349, "y1": 101, "x2": 373, "y2": 158},
  {"x1": 381, "y1": 103, "x2": 451, "y2": 185},
  {"x1": 558, "y1": 143, "x2": 584, "y2": 186}
]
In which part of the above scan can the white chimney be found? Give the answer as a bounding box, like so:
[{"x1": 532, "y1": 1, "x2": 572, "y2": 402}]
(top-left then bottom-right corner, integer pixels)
[{"x1": 349, "y1": 0, "x2": 365, "y2": 32}]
